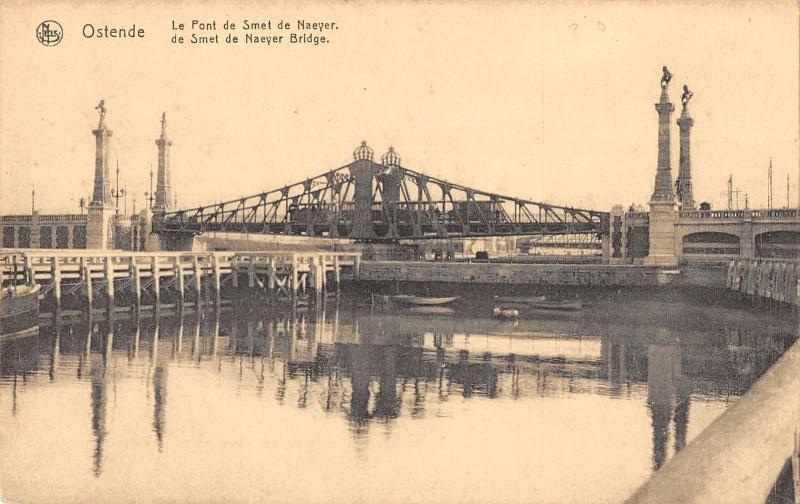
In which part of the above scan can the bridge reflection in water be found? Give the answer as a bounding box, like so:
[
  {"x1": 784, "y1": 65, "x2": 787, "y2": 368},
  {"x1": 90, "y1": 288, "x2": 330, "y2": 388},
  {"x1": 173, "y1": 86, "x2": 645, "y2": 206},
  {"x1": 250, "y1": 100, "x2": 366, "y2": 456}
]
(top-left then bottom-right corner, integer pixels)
[{"x1": 0, "y1": 299, "x2": 794, "y2": 503}]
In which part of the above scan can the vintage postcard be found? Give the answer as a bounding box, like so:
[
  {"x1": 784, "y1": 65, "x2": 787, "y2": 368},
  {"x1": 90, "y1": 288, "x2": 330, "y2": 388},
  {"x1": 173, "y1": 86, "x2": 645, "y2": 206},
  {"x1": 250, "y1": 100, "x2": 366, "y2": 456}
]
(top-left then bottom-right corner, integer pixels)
[{"x1": 0, "y1": 1, "x2": 798, "y2": 503}]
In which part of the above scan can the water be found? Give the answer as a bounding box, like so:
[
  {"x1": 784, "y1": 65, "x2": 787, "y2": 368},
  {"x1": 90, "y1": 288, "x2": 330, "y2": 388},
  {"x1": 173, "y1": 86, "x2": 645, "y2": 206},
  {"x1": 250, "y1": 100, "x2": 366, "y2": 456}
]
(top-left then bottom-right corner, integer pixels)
[{"x1": 0, "y1": 293, "x2": 795, "y2": 504}]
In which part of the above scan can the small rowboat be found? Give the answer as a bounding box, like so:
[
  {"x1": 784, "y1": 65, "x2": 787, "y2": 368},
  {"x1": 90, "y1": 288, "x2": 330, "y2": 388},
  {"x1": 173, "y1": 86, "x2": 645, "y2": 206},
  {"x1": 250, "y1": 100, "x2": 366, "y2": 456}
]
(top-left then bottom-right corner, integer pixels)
[
  {"x1": 408, "y1": 306, "x2": 456, "y2": 315},
  {"x1": 493, "y1": 307, "x2": 519, "y2": 319},
  {"x1": 371, "y1": 294, "x2": 459, "y2": 307},
  {"x1": 528, "y1": 300, "x2": 583, "y2": 311},
  {"x1": 392, "y1": 295, "x2": 459, "y2": 306},
  {"x1": 493, "y1": 295, "x2": 546, "y2": 304}
]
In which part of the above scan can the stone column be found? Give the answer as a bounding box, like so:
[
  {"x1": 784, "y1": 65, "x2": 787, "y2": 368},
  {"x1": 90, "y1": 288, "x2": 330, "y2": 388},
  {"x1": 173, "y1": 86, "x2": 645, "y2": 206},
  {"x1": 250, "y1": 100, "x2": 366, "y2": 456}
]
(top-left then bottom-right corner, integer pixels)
[
  {"x1": 87, "y1": 100, "x2": 115, "y2": 250},
  {"x1": 645, "y1": 71, "x2": 678, "y2": 267},
  {"x1": 153, "y1": 113, "x2": 173, "y2": 213},
  {"x1": 30, "y1": 211, "x2": 40, "y2": 248},
  {"x1": 676, "y1": 98, "x2": 695, "y2": 210}
]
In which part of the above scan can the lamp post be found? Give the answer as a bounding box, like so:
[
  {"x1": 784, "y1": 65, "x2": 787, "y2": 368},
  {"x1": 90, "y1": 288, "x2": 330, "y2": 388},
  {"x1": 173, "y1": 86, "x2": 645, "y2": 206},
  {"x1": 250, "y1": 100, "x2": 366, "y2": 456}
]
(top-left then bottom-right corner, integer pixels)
[
  {"x1": 145, "y1": 168, "x2": 155, "y2": 209},
  {"x1": 111, "y1": 161, "x2": 126, "y2": 214}
]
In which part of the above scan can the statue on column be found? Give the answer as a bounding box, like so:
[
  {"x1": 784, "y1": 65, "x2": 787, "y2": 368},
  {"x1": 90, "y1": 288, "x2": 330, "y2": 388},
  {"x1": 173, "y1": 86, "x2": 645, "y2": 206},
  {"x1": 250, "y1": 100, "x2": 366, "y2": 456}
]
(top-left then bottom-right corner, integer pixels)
[
  {"x1": 161, "y1": 112, "x2": 167, "y2": 129},
  {"x1": 95, "y1": 99, "x2": 107, "y2": 126},
  {"x1": 660, "y1": 66, "x2": 673, "y2": 88},
  {"x1": 681, "y1": 85, "x2": 693, "y2": 108}
]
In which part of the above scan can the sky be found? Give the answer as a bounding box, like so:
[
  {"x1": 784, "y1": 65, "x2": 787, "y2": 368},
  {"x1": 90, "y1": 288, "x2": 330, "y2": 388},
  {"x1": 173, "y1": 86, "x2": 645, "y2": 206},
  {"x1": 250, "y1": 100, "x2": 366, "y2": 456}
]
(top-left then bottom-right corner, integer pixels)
[{"x1": 0, "y1": 1, "x2": 798, "y2": 215}]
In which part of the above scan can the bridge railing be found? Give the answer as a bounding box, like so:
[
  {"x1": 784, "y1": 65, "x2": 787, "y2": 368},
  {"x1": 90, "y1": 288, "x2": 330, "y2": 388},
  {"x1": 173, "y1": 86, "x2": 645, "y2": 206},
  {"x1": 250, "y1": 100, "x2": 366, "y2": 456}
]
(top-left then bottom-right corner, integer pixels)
[
  {"x1": 625, "y1": 337, "x2": 800, "y2": 503},
  {"x1": 0, "y1": 214, "x2": 86, "y2": 223},
  {"x1": 679, "y1": 208, "x2": 799, "y2": 220},
  {"x1": 0, "y1": 215, "x2": 33, "y2": 223}
]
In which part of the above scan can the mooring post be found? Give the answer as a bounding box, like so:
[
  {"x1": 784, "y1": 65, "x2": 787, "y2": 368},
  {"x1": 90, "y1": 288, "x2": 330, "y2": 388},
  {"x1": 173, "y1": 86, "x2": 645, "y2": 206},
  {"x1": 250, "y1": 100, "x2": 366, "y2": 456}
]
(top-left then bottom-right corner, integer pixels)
[
  {"x1": 333, "y1": 254, "x2": 341, "y2": 296},
  {"x1": 212, "y1": 253, "x2": 221, "y2": 306},
  {"x1": 309, "y1": 257, "x2": 319, "y2": 303},
  {"x1": 23, "y1": 254, "x2": 33, "y2": 285},
  {"x1": 291, "y1": 253, "x2": 299, "y2": 306},
  {"x1": 175, "y1": 256, "x2": 185, "y2": 306},
  {"x1": 131, "y1": 259, "x2": 141, "y2": 307},
  {"x1": 193, "y1": 255, "x2": 202, "y2": 305},
  {"x1": 151, "y1": 255, "x2": 161, "y2": 305},
  {"x1": 81, "y1": 257, "x2": 93, "y2": 307},
  {"x1": 319, "y1": 254, "x2": 327, "y2": 298},
  {"x1": 268, "y1": 257, "x2": 276, "y2": 302},
  {"x1": 231, "y1": 256, "x2": 239, "y2": 288},
  {"x1": 104, "y1": 256, "x2": 114, "y2": 308},
  {"x1": 247, "y1": 256, "x2": 256, "y2": 289},
  {"x1": 50, "y1": 256, "x2": 61, "y2": 309}
]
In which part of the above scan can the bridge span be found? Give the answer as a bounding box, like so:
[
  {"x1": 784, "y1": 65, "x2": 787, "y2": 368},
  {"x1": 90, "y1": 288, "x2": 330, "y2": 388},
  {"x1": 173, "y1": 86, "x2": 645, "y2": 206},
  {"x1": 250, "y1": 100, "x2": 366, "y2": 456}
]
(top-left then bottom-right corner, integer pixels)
[{"x1": 154, "y1": 142, "x2": 609, "y2": 242}]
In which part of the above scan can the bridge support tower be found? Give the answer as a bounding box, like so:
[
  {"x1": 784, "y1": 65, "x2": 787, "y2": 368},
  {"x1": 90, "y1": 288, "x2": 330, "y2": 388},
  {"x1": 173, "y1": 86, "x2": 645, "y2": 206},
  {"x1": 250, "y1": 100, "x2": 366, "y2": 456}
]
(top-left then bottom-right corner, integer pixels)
[{"x1": 645, "y1": 72, "x2": 678, "y2": 267}]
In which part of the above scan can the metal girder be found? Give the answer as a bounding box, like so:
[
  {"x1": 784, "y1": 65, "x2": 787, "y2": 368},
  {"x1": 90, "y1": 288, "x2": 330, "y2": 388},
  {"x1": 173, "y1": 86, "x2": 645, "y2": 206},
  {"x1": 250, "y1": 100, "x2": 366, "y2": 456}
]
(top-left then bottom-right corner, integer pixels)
[{"x1": 155, "y1": 159, "x2": 609, "y2": 241}]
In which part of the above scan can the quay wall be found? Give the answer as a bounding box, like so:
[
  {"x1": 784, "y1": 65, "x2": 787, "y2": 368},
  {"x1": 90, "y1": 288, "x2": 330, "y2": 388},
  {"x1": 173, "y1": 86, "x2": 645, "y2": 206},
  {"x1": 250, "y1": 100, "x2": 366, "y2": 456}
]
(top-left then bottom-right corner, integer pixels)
[
  {"x1": 345, "y1": 260, "x2": 799, "y2": 308},
  {"x1": 345, "y1": 261, "x2": 730, "y2": 288}
]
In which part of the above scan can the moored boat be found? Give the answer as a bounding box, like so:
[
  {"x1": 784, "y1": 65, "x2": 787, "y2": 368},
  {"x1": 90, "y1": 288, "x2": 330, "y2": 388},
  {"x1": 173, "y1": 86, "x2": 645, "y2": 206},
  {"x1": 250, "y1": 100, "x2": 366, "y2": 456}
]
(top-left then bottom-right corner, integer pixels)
[
  {"x1": 528, "y1": 299, "x2": 583, "y2": 311},
  {"x1": 392, "y1": 295, "x2": 459, "y2": 306},
  {"x1": 407, "y1": 306, "x2": 456, "y2": 315},
  {"x1": 493, "y1": 295, "x2": 546, "y2": 304},
  {"x1": 371, "y1": 294, "x2": 459, "y2": 307},
  {"x1": 493, "y1": 306, "x2": 520, "y2": 319},
  {"x1": 1, "y1": 283, "x2": 41, "y2": 336}
]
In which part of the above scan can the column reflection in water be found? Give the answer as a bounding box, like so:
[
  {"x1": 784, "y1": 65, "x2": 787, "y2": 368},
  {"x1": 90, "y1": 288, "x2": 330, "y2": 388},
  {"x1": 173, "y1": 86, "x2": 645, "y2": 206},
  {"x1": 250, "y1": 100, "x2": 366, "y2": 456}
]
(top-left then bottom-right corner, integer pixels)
[
  {"x1": 673, "y1": 366, "x2": 691, "y2": 453},
  {"x1": 646, "y1": 329, "x2": 683, "y2": 471},
  {"x1": 149, "y1": 312, "x2": 168, "y2": 451},
  {"x1": 90, "y1": 322, "x2": 112, "y2": 477},
  {"x1": 130, "y1": 310, "x2": 140, "y2": 361},
  {"x1": 348, "y1": 329, "x2": 372, "y2": 428},
  {"x1": 192, "y1": 312, "x2": 201, "y2": 359},
  {"x1": 211, "y1": 309, "x2": 220, "y2": 359},
  {"x1": 173, "y1": 308, "x2": 184, "y2": 359},
  {"x1": 49, "y1": 309, "x2": 61, "y2": 381},
  {"x1": 152, "y1": 362, "x2": 167, "y2": 452},
  {"x1": 374, "y1": 345, "x2": 399, "y2": 420},
  {"x1": 78, "y1": 315, "x2": 93, "y2": 379}
]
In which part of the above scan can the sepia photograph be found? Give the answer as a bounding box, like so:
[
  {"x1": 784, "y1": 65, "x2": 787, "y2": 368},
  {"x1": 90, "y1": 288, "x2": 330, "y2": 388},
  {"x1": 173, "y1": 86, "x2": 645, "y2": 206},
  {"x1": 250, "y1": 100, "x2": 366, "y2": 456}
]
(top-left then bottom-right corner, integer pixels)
[{"x1": 0, "y1": 1, "x2": 798, "y2": 503}]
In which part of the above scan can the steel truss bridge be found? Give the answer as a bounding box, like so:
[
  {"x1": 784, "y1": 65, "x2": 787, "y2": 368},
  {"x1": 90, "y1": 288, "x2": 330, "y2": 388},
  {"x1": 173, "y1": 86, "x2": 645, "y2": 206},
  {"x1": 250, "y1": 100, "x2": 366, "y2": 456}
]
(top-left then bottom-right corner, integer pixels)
[{"x1": 154, "y1": 143, "x2": 609, "y2": 242}]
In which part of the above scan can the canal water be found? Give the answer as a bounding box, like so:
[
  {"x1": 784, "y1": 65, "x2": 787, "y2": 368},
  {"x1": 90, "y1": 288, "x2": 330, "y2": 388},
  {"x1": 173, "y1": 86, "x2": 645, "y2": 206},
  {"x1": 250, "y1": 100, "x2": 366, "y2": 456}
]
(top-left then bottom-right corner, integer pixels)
[{"x1": 0, "y1": 292, "x2": 795, "y2": 503}]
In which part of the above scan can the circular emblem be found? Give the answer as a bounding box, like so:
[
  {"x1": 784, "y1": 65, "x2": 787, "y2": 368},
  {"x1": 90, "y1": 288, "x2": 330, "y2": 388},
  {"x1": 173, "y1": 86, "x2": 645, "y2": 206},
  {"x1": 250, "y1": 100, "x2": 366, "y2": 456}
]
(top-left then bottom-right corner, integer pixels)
[{"x1": 36, "y1": 20, "x2": 63, "y2": 47}]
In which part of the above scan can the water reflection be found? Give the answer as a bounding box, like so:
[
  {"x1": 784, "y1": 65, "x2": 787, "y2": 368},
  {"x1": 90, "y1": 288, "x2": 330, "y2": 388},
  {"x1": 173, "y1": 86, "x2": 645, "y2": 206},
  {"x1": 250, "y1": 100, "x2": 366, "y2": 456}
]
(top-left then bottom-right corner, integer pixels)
[{"x1": 0, "y1": 298, "x2": 796, "y2": 499}]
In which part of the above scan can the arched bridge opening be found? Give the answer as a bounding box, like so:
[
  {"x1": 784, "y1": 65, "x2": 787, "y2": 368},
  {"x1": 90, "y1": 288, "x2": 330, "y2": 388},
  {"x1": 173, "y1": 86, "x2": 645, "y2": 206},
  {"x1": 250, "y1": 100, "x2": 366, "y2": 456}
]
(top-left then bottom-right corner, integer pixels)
[
  {"x1": 755, "y1": 231, "x2": 800, "y2": 259},
  {"x1": 682, "y1": 232, "x2": 741, "y2": 257}
]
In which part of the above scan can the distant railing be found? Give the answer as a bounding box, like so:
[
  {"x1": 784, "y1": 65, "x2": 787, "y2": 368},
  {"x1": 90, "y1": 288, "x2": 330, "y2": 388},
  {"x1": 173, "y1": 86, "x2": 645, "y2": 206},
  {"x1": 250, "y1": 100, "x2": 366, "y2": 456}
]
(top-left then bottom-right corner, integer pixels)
[
  {"x1": 0, "y1": 215, "x2": 32, "y2": 223},
  {"x1": 0, "y1": 214, "x2": 87, "y2": 223},
  {"x1": 679, "y1": 208, "x2": 799, "y2": 220},
  {"x1": 39, "y1": 214, "x2": 87, "y2": 223},
  {"x1": 625, "y1": 212, "x2": 650, "y2": 223}
]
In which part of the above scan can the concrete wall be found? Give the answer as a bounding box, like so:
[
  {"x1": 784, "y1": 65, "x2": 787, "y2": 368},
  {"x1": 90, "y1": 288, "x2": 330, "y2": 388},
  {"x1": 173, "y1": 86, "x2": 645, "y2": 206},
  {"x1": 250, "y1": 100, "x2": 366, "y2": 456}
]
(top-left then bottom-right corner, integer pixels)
[{"x1": 350, "y1": 261, "x2": 693, "y2": 287}]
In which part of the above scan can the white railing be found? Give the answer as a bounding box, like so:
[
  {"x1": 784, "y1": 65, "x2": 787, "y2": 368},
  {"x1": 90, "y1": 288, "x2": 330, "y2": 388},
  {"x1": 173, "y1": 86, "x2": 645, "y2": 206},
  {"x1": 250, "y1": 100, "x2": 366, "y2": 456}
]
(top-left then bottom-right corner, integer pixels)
[{"x1": 626, "y1": 338, "x2": 800, "y2": 503}]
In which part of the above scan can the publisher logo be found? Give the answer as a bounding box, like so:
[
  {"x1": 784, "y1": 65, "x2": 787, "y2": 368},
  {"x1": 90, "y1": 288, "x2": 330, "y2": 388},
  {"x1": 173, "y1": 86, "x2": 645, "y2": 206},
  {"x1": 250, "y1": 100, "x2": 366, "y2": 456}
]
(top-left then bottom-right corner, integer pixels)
[{"x1": 36, "y1": 20, "x2": 63, "y2": 47}]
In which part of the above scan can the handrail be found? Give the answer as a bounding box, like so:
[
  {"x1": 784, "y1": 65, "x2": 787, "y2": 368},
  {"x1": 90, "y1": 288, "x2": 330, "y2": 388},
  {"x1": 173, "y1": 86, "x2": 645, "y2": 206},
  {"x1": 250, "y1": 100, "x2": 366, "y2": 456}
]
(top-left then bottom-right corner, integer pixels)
[{"x1": 625, "y1": 338, "x2": 800, "y2": 503}]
